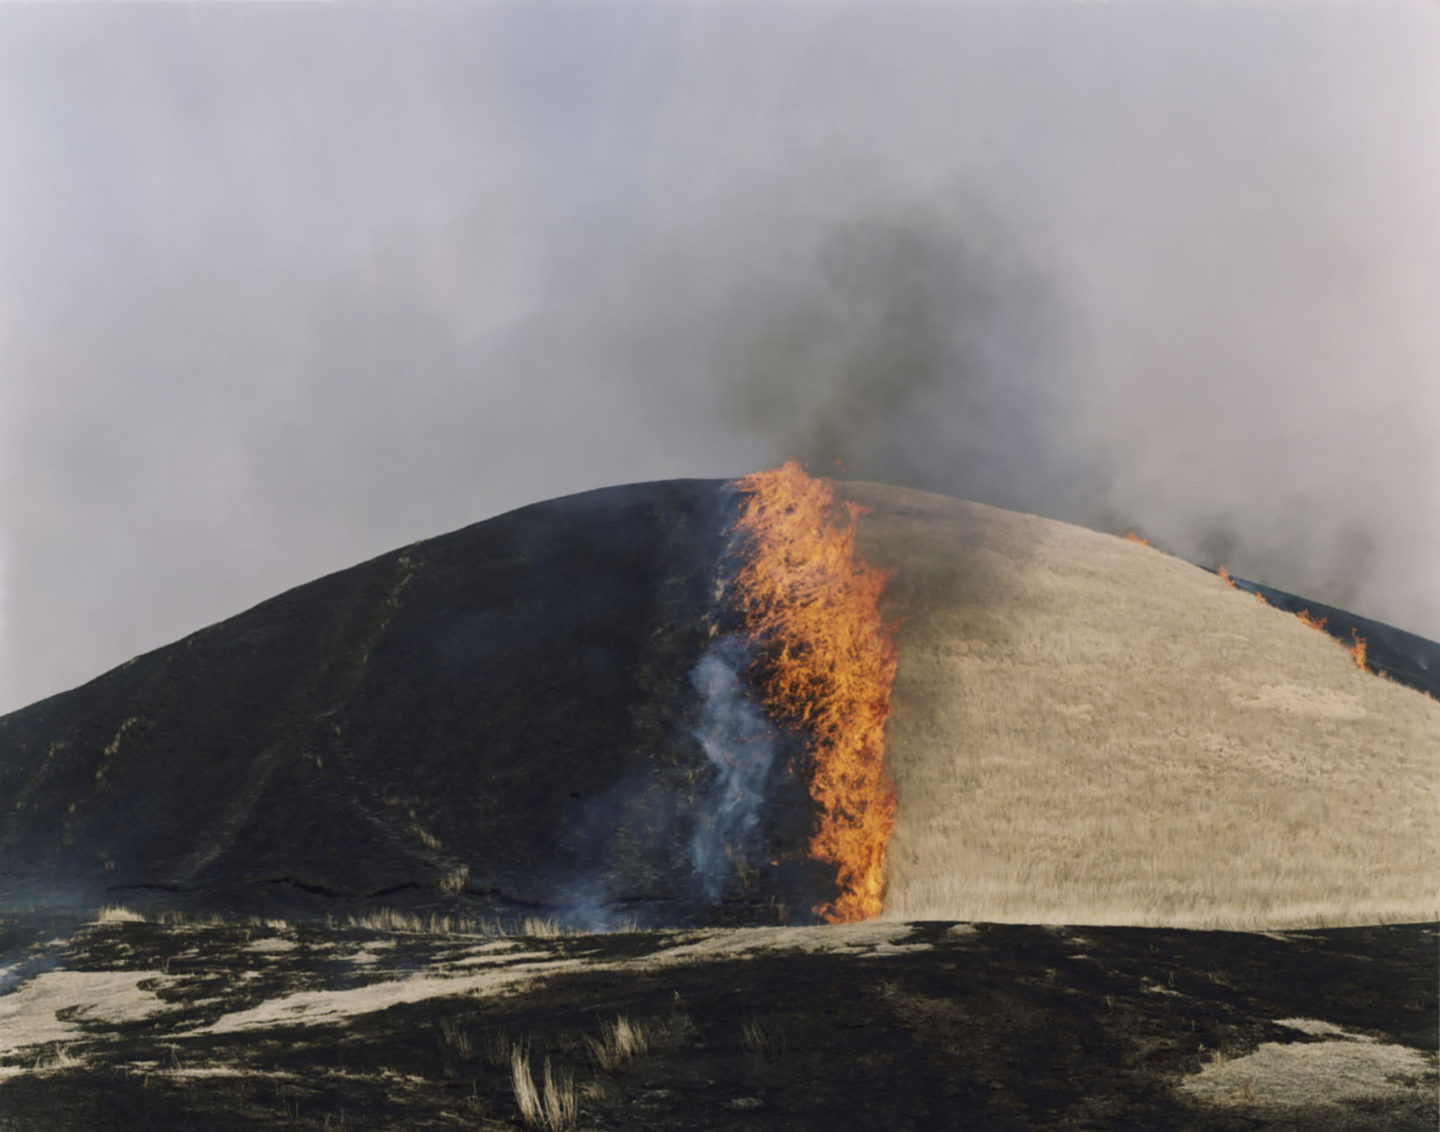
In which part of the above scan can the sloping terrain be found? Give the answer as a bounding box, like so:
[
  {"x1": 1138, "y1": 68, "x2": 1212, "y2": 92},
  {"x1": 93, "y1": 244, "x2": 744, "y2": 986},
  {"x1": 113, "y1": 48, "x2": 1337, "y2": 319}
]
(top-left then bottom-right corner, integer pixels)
[
  {"x1": 1, "y1": 476, "x2": 1436, "y2": 1129},
  {"x1": 0, "y1": 912, "x2": 1433, "y2": 1131},
  {"x1": 0, "y1": 477, "x2": 1436, "y2": 931},
  {"x1": 0, "y1": 480, "x2": 761, "y2": 925},
  {"x1": 840, "y1": 482, "x2": 1440, "y2": 928}
]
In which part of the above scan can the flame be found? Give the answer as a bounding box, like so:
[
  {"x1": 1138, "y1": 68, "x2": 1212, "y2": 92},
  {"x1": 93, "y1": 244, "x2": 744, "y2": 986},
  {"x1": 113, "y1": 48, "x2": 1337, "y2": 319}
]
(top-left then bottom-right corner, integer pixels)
[
  {"x1": 1122, "y1": 530, "x2": 1150, "y2": 546},
  {"x1": 1217, "y1": 565, "x2": 1236, "y2": 587},
  {"x1": 729, "y1": 460, "x2": 899, "y2": 923},
  {"x1": 1296, "y1": 609, "x2": 1371, "y2": 672},
  {"x1": 1348, "y1": 628, "x2": 1368, "y2": 670}
]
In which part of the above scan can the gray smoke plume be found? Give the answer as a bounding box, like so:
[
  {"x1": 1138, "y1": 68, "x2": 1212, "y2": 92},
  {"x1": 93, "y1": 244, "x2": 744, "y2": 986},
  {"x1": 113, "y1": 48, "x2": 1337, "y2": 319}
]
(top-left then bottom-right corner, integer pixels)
[
  {"x1": 716, "y1": 202, "x2": 1089, "y2": 520},
  {"x1": 687, "y1": 635, "x2": 777, "y2": 903},
  {"x1": 1, "y1": 5, "x2": 1436, "y2": 716}
]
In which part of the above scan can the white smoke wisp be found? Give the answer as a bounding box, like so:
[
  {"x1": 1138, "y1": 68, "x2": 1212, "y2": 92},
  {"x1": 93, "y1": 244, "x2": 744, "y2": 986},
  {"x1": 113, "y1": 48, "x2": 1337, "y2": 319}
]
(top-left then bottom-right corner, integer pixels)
[{"x1": 687, "y1": 635, "x2": 777, "y2": 903}]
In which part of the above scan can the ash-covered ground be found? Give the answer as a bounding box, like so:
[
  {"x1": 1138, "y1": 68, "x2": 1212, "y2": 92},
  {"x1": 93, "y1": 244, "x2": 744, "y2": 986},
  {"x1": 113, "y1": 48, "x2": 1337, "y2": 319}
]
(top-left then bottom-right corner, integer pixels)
[{"x1": 0, "y1": 913, "x2": 1434, "y2": 1130}]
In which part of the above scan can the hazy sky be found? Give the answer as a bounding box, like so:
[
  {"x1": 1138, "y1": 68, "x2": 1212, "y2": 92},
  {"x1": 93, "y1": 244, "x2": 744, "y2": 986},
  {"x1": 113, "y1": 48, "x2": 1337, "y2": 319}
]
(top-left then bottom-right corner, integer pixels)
[{"x1": 1, "y1": 3, "x2": 1437, "y2": 715}]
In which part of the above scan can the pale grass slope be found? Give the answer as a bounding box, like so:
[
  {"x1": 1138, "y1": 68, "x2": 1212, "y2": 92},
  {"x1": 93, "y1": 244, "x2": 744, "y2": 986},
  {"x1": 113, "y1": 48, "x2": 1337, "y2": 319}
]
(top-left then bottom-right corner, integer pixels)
[{"x1": 842, "y1": 482, "x2": 1440, "y2": 929}]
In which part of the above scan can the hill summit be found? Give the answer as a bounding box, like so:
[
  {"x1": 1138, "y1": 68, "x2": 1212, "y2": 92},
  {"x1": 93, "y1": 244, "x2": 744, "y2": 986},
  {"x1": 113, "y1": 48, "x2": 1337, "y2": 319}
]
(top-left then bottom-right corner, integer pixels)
[{"x1": 1, "y1": 477, "x2": 1435, "y2": 929}]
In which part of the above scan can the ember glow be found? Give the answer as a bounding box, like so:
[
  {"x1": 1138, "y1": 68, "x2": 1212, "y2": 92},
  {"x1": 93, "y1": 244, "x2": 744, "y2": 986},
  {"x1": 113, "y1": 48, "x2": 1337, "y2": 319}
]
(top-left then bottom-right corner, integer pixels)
[{"x1": 730, "y1": 461, "x2": 899, "y2": 923}]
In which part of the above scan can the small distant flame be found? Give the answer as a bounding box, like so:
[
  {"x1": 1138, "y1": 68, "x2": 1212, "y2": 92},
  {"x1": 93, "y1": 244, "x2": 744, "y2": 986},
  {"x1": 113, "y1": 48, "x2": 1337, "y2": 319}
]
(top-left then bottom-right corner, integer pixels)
[
  {"x1": 1217, "y1": 565, "x2": 1236, "y2": 587},
  {"x1": 1348, "y1": 628, "x2": 1368, "y2": 671},
  {"x1": 1122, "y1": 531, "x2": 1150, "y2": 546},
  {"x1": 730, "y1": 460, "x2": 899, "y2": 923},
  {"x1": 1294, "y1": 609, "x2": 1371, "y2": 672}
]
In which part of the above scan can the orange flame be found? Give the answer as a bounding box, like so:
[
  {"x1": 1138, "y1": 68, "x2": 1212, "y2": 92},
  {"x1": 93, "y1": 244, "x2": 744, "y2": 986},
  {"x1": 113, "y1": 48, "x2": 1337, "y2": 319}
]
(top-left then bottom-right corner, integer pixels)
[
  {"x1": 1122, "y1": 530, "x2": 1150, "y2": 546},
  {"x1": 1217, "y1": 565, "x2": 1236, "y2": 587},
  {"x1": 730, "y1": 460, "x2": 899, "y2": 923},
  {"x1": 1347, "y1": 628, "x2": 1368, "y2": 670},
  {"x1": 1296, "y1": 610, "x2": 1370, "y2": 671}
]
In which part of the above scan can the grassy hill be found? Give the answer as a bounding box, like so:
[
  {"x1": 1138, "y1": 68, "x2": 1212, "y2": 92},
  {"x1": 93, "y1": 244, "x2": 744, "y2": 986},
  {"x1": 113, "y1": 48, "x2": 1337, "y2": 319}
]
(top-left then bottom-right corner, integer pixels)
[{"x1": 845, "y1": 482, "x2": 1439, "y2": 928}]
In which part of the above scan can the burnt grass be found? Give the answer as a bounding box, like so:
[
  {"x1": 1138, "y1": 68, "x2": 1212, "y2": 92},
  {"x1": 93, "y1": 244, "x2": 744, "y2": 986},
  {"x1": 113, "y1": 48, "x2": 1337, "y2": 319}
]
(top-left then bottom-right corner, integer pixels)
[{"x1": 0, "y1": 916, "x2": 1434, "y2": 1130}]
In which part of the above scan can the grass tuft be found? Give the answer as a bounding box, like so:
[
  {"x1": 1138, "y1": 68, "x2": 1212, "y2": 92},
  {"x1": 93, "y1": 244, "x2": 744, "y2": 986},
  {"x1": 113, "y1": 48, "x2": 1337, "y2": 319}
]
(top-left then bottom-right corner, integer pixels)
[
  {"x1": 584, "y1": 1015, "x2": 650, "y2": 1071},
  {"x1": 510, "y1": 1043, "x2": 576, "y2": 1130},
  {"x1": 438, "y1": 1016, "x2": 472, "y2": 1060},
  {"x1": 741, "y1": 1014, "x2": 786, "y2": 1057},
  {"x1": 94, "y1": 905, "x2": 146, "y2": 924}
]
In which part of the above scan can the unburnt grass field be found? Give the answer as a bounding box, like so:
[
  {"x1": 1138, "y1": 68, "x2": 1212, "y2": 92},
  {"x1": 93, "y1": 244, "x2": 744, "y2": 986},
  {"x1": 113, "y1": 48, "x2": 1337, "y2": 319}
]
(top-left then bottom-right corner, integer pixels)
[
  {"x1": 0, "y1": 907, "x2": 1434, "y2": 1130},
  {"x1": 849, "y1": 483, "x2": 1440, "y2": 929}
]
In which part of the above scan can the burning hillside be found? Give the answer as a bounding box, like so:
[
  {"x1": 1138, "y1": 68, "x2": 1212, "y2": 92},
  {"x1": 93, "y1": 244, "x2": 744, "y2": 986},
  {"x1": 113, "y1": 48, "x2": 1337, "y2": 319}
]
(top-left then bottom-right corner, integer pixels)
[
  {"x1": 727, "y1": 461, "x2": 899, "y2": 923},
  {"x1": 0, "y1": 476, "x2": 1435, "y2": 931}
]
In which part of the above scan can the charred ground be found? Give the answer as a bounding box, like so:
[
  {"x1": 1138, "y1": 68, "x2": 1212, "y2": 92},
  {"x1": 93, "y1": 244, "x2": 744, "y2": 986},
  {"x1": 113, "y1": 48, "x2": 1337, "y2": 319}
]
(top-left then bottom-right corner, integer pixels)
[
  {"x1": 0, "y1": 914, "x2": 1434, "y2": 1131},
  {"x1": 1, "y1": 477, "x2": 1437, "y2": 1128},
  {"x1": 0, "y1": 479, "x2": 830, "y2": 927}
]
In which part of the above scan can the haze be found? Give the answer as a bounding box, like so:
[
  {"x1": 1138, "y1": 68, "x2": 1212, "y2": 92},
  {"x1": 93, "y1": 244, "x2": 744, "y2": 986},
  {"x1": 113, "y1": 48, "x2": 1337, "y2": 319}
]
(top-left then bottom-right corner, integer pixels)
[{"x1": 1, "y1": 3, "x2": 1436, "y2": 715}]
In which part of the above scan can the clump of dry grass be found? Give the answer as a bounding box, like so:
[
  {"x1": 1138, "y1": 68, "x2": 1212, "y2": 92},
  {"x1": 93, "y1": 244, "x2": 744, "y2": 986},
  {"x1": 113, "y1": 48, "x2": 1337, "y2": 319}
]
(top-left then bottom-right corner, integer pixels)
[
  {"x1": 94, "y1": 905, "x2": 146, "y2": 924},
  {"x1": 33, "y1": 1044, "x2": 81, "y2": 1071},
  {"x1": 345, "y1": 909, "x2": 481, "y2": 935},
  {"x1": 741, "y1": 1014, "x2": 785, "y2": 1057},
  {"x1": 510, "y1": 1042, "x2": 576, "y2": 1131},
  {"x1": 438, "y1": 1017, "x2": 473, "y2": 1060},
  {"x1": 584, "y1": 1015, "x2": 650, "y2": 1071},
  {"x1": 482, "y1": 1029, "x2": 514, "y2": 1069}
]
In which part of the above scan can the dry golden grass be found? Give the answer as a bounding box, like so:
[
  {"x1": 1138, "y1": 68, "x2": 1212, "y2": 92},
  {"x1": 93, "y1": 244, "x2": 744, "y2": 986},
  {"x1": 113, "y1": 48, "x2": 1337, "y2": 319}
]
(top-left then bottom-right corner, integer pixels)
[
  {"x1": 510, "y1": 1042, "x2": 576, "y2": 1131},
  {"x1": 584, "y1": 1015, "x2": 650, "y2": 1071},
  {"x1": 843, "y1": 482, "x2": 1440, "y2": 929},
  {"x1": 345, "y1": 908, "x2": 479, "y2": 935},
  {"x1": 93, "y1": 905, "x2": 147, "y2": 925}
]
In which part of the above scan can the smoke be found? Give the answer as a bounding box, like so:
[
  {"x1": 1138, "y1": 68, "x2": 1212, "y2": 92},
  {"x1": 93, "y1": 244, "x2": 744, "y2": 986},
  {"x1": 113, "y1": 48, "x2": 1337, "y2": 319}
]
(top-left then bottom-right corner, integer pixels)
[
  {"x1": 1, "y1": 4, "x2": 1437, "y2": 714},
  {"x1": 716, "y1": 202, "x2": 1088, "y2": 519},
  {"x1": 687, "y1": 635, "x2": 777, "y2": 903}
]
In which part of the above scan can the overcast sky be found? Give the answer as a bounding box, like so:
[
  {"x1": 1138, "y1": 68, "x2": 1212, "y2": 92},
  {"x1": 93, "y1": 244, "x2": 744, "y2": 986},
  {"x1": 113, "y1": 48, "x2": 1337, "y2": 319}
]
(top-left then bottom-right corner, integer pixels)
[{"x1": 1, "y1": 3, "x2": 1437, "y2": 715}]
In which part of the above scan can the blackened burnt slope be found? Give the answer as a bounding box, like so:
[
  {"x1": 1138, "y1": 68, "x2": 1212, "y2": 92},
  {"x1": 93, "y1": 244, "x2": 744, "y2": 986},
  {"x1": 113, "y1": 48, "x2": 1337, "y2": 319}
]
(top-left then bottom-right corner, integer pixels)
[{"x1": 0, "y1": 480, "x2": 731, "y2": 919}]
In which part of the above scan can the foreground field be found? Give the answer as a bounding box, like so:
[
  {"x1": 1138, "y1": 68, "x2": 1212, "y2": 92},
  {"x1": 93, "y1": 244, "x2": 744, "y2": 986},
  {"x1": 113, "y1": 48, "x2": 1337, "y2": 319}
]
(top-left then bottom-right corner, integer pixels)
[{"x1": 0, "y1": 912, "x2": 1434, "y2": 1129}]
